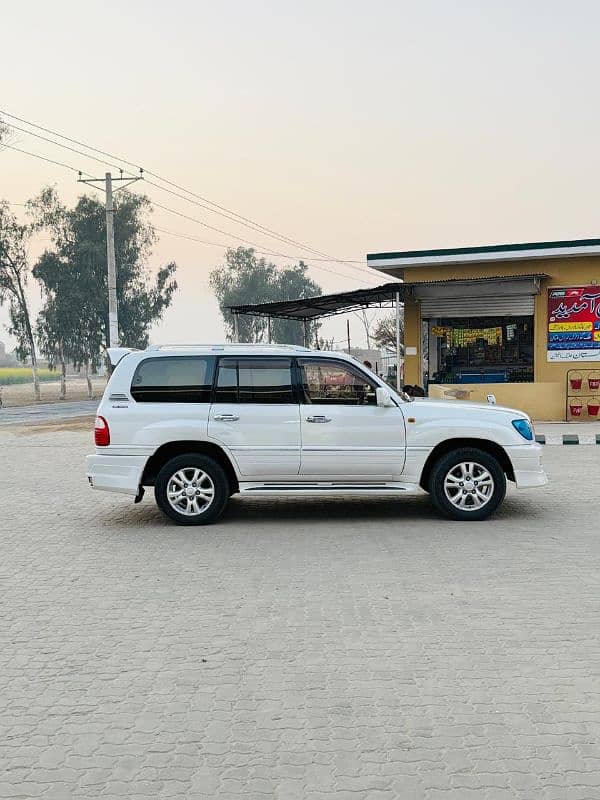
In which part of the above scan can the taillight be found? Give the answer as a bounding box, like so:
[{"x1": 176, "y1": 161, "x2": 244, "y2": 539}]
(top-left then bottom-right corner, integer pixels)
[{"x1": 94, "y1": 415, "x2": 110, "y2": 447}]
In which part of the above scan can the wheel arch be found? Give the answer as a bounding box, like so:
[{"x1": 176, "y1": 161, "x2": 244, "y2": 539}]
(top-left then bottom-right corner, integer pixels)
[
  {"x1": 419, "y1": 438, "x2": 515, "y2": 491},
  {"x1": 141, "y1": 441, "x2": 239, "y2": 494}
]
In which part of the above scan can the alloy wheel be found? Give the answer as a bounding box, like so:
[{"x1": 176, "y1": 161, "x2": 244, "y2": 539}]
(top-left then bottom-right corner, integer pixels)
[
  {"x1": 443, "y1": 461, "x2": 495, "y2": 512},
  {"x1": 166, "y1": 468, "x2": 215, "y2": 516}
]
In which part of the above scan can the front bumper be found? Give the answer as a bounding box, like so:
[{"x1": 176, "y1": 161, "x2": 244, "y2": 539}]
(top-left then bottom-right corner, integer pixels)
[
  {"x1": 86, "y1": 454, "x2": 147, "y2": 496},
  {"x1": 505, "y1": 443, "x2": 548, "y2": 488}
]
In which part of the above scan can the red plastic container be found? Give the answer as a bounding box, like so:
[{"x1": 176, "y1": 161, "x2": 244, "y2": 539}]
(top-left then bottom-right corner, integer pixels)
[
  {"x1": 588, "y1": 378, "x2": 600, "y2": 390},
  {"x1": 570, "y1": 378, "x2": 583, "y2": 390},
  {"x1": 570, "y1": 403, "x2": 583, "y2": 417},
  {"x1": 588, "y1": 403, "x2": 600, "y2": 416}
]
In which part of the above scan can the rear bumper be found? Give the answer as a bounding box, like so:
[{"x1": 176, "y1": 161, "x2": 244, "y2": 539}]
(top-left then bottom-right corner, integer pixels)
[
  {"x1": 86, "y1": 454, "x2": 147, "y2": 496},
  {"x1": 505, "y1": 443, "x2": 548, "y2": 488}
]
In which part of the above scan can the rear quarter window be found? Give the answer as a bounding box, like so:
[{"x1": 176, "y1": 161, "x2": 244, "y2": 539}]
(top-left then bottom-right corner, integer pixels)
[{"x1": 130, "y1": 356, "x2": 215, "y2": 402}]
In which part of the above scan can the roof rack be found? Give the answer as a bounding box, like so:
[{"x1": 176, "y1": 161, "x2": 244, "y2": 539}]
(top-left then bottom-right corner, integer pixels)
[{"x1": 146, "y1": 343, "x2": 312, "y2": 352}]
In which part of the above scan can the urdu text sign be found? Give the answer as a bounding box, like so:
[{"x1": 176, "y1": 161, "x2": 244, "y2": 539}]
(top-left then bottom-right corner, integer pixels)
[{"x1": 547, "y1": 286, "x2": 600, "y2": 362}]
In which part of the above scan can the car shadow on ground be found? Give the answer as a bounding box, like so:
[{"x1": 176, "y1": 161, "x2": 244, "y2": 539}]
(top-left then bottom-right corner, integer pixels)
[{"x1": 96, "y1": 490, "x2": 543, "y2": 530}]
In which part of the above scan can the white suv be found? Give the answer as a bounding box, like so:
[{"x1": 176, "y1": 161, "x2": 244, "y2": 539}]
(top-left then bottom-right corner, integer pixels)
[{"x1": 86, "y1": 344, "x2": 547, "y2": 525}]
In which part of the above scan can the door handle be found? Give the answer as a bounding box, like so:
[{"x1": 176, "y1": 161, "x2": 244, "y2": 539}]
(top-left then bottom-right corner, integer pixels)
[
  {"x1": 306, "y1": 415, "x2": 332, "y2": 423},
  {"x1": 213, "y1": 413, "x2": 239, "y2": 422}
]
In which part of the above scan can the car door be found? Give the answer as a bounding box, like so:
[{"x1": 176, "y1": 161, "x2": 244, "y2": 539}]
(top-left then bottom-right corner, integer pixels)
[
  {"x1": 297, "y1": 357, "x2": 405, "y2": 480},
  {"x1": 208, "y1": 356, "x2": 301, "y2": 479}
]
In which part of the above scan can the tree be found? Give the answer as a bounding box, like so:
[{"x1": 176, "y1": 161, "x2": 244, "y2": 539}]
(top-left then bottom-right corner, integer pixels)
[
  {"x1": 209, "y1": 247, "x2": 321, "y2": 345},
  {"x1": 29, "y1": 187, "x2": 178, "y2": 393},
  {"x1": 0, "y1": 201, "x2": 41, "y2": 400},
  {"x1": 33, "y1": 251, "x2": 82, "y2": 399},
  {"x1": 271, "y1": 262, "x2": 322, "y2": 346},
  {"x1": 373, "y1": 310, "x2": 404, "y2": 352}
]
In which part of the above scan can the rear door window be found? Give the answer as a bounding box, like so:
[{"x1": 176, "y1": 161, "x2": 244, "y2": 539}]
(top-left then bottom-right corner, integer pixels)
[
  {"x1": 215, "y1": 358, "x2": 295, "y2": 403},
  {"x1": 131, "y1": 356, "x2": 215, "y2": 402}
]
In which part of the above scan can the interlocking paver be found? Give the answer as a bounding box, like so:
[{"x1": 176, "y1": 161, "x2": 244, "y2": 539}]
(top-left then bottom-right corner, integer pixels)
[{"x1": 1, "y1": 428, "x2": 600, "y2": 798}]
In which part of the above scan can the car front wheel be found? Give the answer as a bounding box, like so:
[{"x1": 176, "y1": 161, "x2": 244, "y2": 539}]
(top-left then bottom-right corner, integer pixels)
[
  {"x1": 155, "y1": 454, "x2": 229, "y2": 525},
  {"x1": 429, "y1": 447, "x2": 506, "y2": 521}
]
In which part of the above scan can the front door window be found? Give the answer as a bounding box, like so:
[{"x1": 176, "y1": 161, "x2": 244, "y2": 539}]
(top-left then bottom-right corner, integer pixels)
[{"x1": 299, "y1": 360, "x2": 377, "y2": 406}]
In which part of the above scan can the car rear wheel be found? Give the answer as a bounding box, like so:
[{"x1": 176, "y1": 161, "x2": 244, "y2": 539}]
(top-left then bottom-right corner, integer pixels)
[
  {"x1": 429, "y1": 447, "x2": 506, "y2": 521},
  {"x1": 155, "y1": 454, "x2": 229, "y2": 525}
]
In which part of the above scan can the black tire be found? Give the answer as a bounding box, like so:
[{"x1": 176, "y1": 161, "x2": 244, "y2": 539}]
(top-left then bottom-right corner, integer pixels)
[
  {"x1": 429, "y1": 447, "x2": 506, "y2": 521},
  {"x1": 154, "y1": 454, "x2": 229, "y2": 526}
]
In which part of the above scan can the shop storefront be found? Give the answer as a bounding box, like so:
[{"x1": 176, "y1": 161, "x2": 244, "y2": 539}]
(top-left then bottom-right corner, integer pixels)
[{"x1": 367, "y1": 239, "x2": 600, "y2": 421}]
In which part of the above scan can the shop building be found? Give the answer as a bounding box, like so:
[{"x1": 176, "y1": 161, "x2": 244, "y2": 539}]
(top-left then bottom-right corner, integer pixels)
[{"x1": 367, "y1": 239, "x2": 600, "y2": 421}]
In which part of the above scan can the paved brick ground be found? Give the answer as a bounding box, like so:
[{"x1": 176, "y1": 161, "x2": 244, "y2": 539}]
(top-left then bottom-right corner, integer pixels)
[{"x1": 2, "y1": 428, "x2": 600, "y2": 799}]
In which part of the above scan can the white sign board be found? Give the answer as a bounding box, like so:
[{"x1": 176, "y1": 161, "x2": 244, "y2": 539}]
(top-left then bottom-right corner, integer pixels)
[{"x1": 547, "y1": 349, "x2": 600, "y2": 363}]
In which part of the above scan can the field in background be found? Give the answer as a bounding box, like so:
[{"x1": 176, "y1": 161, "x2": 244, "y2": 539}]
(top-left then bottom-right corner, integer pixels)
[
  {"x1": 0, "y1": 367, "x2": 58, "y2": 385},
  {"x1": 0, "y1": 375, "x2": 107, "y2": 407}
]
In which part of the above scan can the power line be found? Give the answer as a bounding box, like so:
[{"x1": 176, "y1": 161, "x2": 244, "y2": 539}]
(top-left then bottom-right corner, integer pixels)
[
  {"x1": 155, "y1": 226, "x2": 229, "y2": 249},
  {"x1": 150, "y1": 204, "x2": 375, "y2": 284},
  {"x1": 4, "y1": 121, "x2": 134, "y2": 175},
  {"x1": 1, "y1": 110, "x2": 378, "y2": 285},
  {"x1": 2, "y1": 138, "x2": 374, "y2": 286},
  {"x1": 154, "y1": 225, "x2": 362, "y2": 262},
  {"x1": 4, "y1": 113, "x2": 369, "y2": 276},
  {"x1": 153, "y1": 225, "x2": 376, "y2": 283},
  {"x1": 143, "y1": 177, "x2": 366, "y2": 271},
  {"x1": 2, "y1": 140, "x2": 376, "y2": 286},
  {"x1": 0, "y1": 109, "x2": 141, "y2": 173},
  {"x1": 0, "y1": 142, "x2": 89, "y2": 175},
  {"x1": 0, "y1": 108, "x2": 366, "y2": 268},
  {"x1": 142, "y1": 174, "x2": 363, "y2": 267}
]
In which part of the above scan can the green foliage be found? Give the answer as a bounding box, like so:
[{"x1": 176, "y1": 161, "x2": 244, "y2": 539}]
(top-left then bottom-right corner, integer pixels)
[
  {"x1": 0, "y1": 202, "x2": 39, "y2": 377},
  {"x1": 209, "y1": 247, "x2": 321, "y2": 345},
  {"x1": 29, "y1": 188, "x2": 178, "y2": 368}
]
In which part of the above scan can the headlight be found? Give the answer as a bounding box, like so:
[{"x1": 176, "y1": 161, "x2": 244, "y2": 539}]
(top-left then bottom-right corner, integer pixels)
[{"x1": 512, "y1": 418, "x2": 534, "y2": 441}]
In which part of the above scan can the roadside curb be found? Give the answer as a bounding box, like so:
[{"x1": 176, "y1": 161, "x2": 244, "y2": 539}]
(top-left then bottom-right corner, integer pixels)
[{"x1": 535, "y1": 434, "x2": 600, "y2": 446}]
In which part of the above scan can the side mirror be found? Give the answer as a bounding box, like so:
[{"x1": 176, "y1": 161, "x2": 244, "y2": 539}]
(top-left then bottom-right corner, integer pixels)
[{"x1": 376, "y1": 387, "x2": 394, "y2": 407}]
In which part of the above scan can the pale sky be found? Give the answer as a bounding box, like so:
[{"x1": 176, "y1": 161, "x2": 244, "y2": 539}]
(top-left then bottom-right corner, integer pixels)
[{"x1": 2, "y1": 0, "x2": 600, "y2": 350}]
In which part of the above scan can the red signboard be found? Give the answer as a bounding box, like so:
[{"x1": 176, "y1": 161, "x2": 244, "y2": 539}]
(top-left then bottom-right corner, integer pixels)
[{"x1": 547, "y1": 286, "x2": 600, "y2": 362}]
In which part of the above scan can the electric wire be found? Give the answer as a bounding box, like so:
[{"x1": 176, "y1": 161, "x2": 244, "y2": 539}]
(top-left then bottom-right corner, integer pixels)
[
  {"x1": 1, "y1": 110, "x2": 378, "y2": 285},
  {"x1": 1, "y1": 143, "x2": 90, "y2": 175},
  {"x1": 153, "y1": 226, "x2": 376, "y2": 284},
  {"x1": 4, "y1": 117, "x2": 374, "y2": 281},
  {"x1": 143, "y1": 177, "x2": 365, "y2": 267},
  {"x1": 150, "y1": 205, "x2": 374, "y2": 284},
  {"x1": 0, "y1": 108, "x2": 367, "y2": 269},
  {"x1": 4, "y1": 121, "x2": 133, "y2": 175}
]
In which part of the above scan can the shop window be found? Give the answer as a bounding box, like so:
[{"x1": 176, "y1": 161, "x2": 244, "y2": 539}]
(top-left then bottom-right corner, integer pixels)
[{"x1": 428, "y1": 316, "x2": 534, "y2": 385}]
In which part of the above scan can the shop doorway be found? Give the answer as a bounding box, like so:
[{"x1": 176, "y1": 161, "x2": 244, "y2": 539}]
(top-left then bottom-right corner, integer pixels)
[{"x1": 425, "y1": 315, "x2": 534, "y2": 385}]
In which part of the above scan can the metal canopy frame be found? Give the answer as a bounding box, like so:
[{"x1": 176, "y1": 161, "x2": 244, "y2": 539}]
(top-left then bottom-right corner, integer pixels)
[
  {"x1": 228, "y1": 282, "x2": 404, "y2": 321},
  {"x1": 227, "y1": 274, "x2": 547, "y2": 321},
  {"x1": 227, "y1": 274, "x2": 548, "y2": 391}
]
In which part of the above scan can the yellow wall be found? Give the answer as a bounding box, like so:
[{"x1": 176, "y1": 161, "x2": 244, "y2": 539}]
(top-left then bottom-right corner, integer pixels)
[
  {"x1": 428, "y1": 382, "x2": 565, "y2": 421},
  {"x1": 397, "y1": 256, "x2": 600, "y2": 420}
]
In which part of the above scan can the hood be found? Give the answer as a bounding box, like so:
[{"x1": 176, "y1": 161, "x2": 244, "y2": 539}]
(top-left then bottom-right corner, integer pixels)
[{"x1": 410, "y1": 397, "x2": 529, "y2": 419}]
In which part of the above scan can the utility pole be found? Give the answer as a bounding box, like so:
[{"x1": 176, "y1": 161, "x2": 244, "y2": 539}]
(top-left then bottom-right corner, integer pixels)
[
  {"x1": 346, "y1": 319, "x2": 351, "y2": 354},
  {"x1": 78, "y1": 169, "x2": 142, "y2": 348}
]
